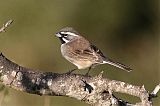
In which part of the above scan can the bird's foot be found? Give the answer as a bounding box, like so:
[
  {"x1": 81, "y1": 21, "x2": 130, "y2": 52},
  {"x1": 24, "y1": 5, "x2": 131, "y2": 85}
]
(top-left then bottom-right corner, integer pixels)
[
  {"x1": 65, "y1": 68, "x2": 77, "y2": 74},
  {"x1": 85, "y1": 72, "x2": 89, "y2": 76},
  {"x1": 84, "y1": 67, "x2": 92, "y2": 76}
]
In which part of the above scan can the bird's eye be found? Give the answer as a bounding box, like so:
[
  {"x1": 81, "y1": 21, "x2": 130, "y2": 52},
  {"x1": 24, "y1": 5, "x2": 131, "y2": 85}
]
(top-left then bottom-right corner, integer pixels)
[
  {"x1": 63, "y1": 34, "x2": 68, "y2": 37},
  {"x1": 60, "y1": 33, "x2": 68, "y2": 37}
]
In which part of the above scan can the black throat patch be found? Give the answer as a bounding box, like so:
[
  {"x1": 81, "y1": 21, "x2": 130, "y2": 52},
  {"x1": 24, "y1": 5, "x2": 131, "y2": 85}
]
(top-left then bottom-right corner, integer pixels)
[{"x1": 59, "y1": 37, "x2": 65, "y2": 44}]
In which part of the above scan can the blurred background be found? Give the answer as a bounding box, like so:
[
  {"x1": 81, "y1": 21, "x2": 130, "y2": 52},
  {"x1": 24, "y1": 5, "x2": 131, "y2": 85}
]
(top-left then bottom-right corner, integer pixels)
[{"x1": 0, "y1": 0, "x2": 159, "y2": 106}]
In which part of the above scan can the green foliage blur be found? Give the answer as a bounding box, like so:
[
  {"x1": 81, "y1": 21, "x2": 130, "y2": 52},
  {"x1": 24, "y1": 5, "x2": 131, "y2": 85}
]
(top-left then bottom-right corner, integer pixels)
[{"x1": 0, "y1": 0, "x2": 159, "y2": 106}]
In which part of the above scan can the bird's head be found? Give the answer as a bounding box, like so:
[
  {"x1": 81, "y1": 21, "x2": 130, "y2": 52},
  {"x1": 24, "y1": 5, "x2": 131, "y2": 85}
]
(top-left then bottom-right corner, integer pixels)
[{"x1": 55, "y1": 27, "x2": 81, "y2": 44}]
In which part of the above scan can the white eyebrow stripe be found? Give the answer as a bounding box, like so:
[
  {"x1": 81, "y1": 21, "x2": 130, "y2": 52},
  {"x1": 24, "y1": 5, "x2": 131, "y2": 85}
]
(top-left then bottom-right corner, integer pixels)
[{"x1": 60, "y1": 32, "x2": 78, "y2": 36}]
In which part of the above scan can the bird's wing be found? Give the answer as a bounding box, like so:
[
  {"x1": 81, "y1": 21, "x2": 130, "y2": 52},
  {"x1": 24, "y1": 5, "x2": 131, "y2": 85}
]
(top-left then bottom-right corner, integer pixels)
[
  {"x1": 90, "y1": 44, "x2": 106, "y2": 59},
  {"x1": 73, "y1": 44, "x2": 105, "y2": 62}
]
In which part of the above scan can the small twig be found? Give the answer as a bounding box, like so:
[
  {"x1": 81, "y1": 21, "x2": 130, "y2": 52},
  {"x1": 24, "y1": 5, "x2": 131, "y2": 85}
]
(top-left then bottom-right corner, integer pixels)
[
  {"x1": 0, "y1": 20, "x2": 13, "y2": 33},
  {"x1": 151, "y1": 84, "x2": 160, "y2": 95},
  {"x1": 149, "y1": 84, "x2": 160, "y2": 101}
]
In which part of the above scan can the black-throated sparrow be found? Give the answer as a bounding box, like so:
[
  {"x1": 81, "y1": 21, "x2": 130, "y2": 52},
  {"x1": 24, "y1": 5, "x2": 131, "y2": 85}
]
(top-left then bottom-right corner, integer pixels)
[{"x1": 55, "y1": 27, "x2": 132, "y2": 74}]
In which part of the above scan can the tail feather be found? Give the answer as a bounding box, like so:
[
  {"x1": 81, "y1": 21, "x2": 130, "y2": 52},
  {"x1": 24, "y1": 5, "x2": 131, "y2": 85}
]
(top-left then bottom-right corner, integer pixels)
[{"x1": 102, "y1": 59, "x2": 132, "y2": 72}]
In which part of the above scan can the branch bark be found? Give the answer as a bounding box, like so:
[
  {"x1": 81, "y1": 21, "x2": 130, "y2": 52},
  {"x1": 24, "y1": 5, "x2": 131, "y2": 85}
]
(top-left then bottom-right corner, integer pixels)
[
  {"x1": 0, "y1": 20, "x2": 159, "y2": 106},
  {"x1": 0, "y1": 53, "x2": 158, "y2": 106}
]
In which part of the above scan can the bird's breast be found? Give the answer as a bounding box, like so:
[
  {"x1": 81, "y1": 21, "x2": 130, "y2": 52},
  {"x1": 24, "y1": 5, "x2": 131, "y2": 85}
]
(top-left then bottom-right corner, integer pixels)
[{"x1": 60, "y1": 44, "x2": 93, "y2": 69}]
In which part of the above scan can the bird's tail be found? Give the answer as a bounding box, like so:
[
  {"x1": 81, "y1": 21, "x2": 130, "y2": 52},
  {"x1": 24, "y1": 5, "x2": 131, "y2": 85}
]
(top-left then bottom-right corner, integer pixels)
[{"x1": 102, "y1": 58, "x2": 132, "y2": 72}]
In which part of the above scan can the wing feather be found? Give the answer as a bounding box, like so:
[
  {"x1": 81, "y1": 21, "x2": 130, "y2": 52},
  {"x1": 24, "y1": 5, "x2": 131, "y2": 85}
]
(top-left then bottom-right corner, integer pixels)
[{"x1": 71, "y1": 44, "x2": 105, "y2": 62}]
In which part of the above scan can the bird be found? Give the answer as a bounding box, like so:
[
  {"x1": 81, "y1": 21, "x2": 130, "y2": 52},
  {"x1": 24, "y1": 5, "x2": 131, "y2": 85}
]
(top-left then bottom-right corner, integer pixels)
[{"x1": 55, "y1": 27, "x2": 132, "y2": 74}]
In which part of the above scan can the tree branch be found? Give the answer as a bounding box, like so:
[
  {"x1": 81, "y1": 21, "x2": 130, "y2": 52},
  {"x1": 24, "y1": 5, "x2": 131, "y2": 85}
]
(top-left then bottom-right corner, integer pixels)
[
  {"x1": 0, "y1": 53, "x2": 159, "y2": 106},
  {"x1": 0, "y1": 20, "x2": 159, "y2": 106}
]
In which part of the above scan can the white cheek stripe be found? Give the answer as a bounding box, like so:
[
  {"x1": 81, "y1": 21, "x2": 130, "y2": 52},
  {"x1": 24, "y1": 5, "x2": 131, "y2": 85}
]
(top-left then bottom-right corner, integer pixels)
[
  {"x1": 61, "y1": 32, "x2": 78, "y2": 36},
  {"x1": 62, "y1": 38, "x2": 69, "y2": 43}
]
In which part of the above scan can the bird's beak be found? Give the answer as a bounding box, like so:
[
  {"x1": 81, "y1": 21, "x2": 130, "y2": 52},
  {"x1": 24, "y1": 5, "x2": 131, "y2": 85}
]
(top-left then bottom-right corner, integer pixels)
[{"x1": 55, "y1": 32, "x2": 62, "y2": 37}]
